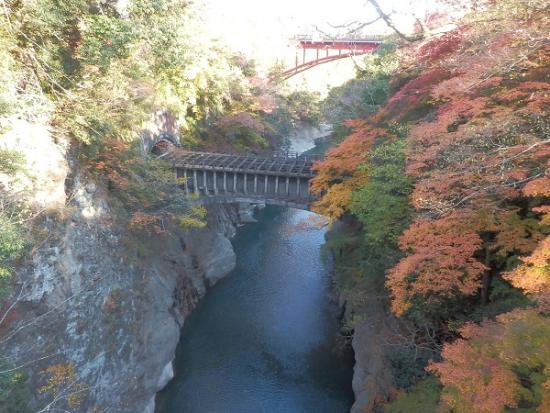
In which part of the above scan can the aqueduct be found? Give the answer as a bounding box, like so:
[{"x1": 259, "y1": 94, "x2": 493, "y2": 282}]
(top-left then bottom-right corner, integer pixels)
[{"x1": 166, "y1": 150, "x2": 322, "y2": 210}]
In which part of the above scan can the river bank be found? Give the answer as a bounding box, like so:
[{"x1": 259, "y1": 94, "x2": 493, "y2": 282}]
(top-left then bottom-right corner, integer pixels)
[{"x1": 326, "y1": 219, "x2": 396, "y2": 413}]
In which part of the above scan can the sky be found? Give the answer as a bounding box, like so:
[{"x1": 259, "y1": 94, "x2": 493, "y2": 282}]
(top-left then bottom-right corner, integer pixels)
[{"x1": 199, "y1": 0, "x2": 444, "y2": 91}]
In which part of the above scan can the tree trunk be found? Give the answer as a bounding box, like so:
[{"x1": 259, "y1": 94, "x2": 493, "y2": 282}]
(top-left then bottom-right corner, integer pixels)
[{"x1": 481, "y1": 248, "x2": 492, "y2": 304}]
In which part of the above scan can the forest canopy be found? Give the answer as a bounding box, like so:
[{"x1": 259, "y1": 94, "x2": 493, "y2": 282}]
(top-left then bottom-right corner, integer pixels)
[{"x1": 312, "y1": 0, "x2": 549, "y2": 411}]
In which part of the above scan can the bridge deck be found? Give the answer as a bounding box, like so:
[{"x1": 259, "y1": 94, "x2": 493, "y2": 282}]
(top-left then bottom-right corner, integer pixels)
[
  {"x1": 297, "y1": 39, "x2": 382, "y2": 50},
  {"x1": 170, "y1": 150, "x2": 320, "y2": 178}
]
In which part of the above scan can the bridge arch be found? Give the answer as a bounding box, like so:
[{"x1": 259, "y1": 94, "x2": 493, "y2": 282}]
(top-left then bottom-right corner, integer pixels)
[
  {"x1": 150, "y1": 133, "x2": 181, "y2": 155},
  {"x1": 279, "y1": 35, "x2": 383, "y2": 80}
]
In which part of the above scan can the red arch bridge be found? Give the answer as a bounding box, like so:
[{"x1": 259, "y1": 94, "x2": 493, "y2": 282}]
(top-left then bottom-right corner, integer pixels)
[{"x1": 279, "y1": 35, "x2": 383, "y2": 80}]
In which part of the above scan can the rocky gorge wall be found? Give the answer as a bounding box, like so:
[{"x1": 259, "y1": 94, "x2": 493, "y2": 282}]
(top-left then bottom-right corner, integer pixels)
[
  {"x1": 0, "y1": 123, "x2": 254, "y2": 412},
  {"x1": 327, "y1": 220, "x2": 396, "y2": 413},
  {"x1": 349, "y1": 300, "x2": 395, "y2": 413}
]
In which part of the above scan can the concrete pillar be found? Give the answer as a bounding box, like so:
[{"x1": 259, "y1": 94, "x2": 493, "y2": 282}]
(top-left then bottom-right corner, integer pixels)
[
  {"x1": 223, "y1": 172, "x2": 227, "y2": 192},
  {"x1": 203, "y1": 170, "x2": 208, "y2": 196},
  {"x1": 233, "y1": 172, "x2": 237, "y2": 193},
  {"x1": 275, "y1": 176, "x2": 279, "y2": 197},
  {"x1": 213, "y1": 171, "x2": 218, "y2": 194},
  {"x1": 184, "y1": 169, "x2": 189, "y2": 195},
  {"x1": 243, "y1": 174, "x2": 248, "y2": 194},
  {"x1": 254, "y1": 174, "x2": 258, "y2": 193},
  {"x1": 296, "y1": 178, "x2": 300, "y2": 197},
  {"x1": 193, "y1": 170, "x2": 198, "y2": 194},
  {"x1": 264, "y1": 175, "x2": 268, "y2": 194},
  {"x1": 285, "y1": 177, "x2": 290, "y2": 196}
]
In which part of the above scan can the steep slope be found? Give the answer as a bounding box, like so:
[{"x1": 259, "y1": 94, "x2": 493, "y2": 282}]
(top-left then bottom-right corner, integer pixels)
[{"x1": 313, "y1": 1, "x2": 549, "y2": 411}]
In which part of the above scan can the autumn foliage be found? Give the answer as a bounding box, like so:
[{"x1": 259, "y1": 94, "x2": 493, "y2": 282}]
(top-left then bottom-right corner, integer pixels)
[
  {"x1": 40, "y1": 363, "x2": 87, "y2": 408},
  {"x1": 429, "y1": 309, "x2": 550, "y2": 413},
  {"x1": 387, "y1": 216, "x2": 488, "y2": 316},
  {"x1": 314, "y1": 0, "x2": 549, "y2": 410},
  {"x1": 311, "y1": 120, "x2": 396, "y2": 218},
  {"x1": 86, "y1": 140, "x2": 206, "y2": 234}
]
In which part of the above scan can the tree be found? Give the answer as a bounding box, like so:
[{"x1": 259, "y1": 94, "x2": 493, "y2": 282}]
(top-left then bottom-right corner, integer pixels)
[
  {"x1": 386, "y1": 215, "x2": 488, "y2": 318},
  {"x1": 503, "y1": 176, "x2": 550, "y2": 310},
  {"x1": 504, "y1": 236, "x2": 550, "y2": 311},
  {"x1": 311, "y1": 120, "x2": 396, "y2": 218},
  {"x1": 365, "y1": 0, "x2": 424, "y2": 42},
  {"x1": 429, "y1": 309, "x2": 550, "y2": 413},
  {"x1": 350, "y1": 138, "x2": 412, "y2": 250},
  {"x1": 87, "y1": 140, "x2": 207, "y2": 233},
  {"x1": 309, "y1": 1, "x2": 549, "y2": 410},
  {"x1": 385, "y1": 10, "x2": 549, "y2": 319},
  {"x1": 384, "y1": 377, "x2": 442, "y2": 413},
  {"x1": 38, "y1": 363, "x2": 87, "y2": 412},
  {"x1": 2, "y1": 0, "x2": 256, "y2": 145}
]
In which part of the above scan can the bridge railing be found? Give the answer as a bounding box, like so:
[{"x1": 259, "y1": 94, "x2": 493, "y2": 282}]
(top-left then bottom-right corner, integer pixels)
[{"x1": 293, "y1": 34, "x2": 386, "y2": 43}]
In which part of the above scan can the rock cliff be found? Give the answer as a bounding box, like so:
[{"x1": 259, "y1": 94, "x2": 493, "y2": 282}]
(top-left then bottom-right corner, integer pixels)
[
  {"x1": 0, "y1": 126, "x2": 248, "y2": 412},
  {"x1": 326, "y1": 219, "x2": 395, "y2": 413}
]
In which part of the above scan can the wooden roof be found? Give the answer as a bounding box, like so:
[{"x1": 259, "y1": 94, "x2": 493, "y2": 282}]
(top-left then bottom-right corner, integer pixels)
[{"x1": 169, "y1": 150, "x2": 322, "y2": 179}]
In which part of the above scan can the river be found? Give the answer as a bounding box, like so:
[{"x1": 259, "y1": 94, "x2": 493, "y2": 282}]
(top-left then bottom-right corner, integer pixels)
[{"x1": 156, "y1": 128, "x2": 354, "y2": 413}]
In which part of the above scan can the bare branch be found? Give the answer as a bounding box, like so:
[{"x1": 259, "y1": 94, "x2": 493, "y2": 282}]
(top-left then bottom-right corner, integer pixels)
[
  {"x1": 324, "y1": 14, "x2": 384, "y2": 36},
  {"x1": 0, "y1": 352, "x2": 59, "y2": 375},
  {"x1": 366, "y1": 0, "x2": 423, "y2": 42},
  {"x1": 0, "y1": 282, "x2": 27, "y2": 328}
]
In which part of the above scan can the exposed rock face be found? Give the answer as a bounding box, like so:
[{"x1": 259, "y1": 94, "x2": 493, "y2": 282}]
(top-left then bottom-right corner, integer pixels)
[
  {"x1": 6, "y1": 178, "x2": 241, "y2": 412},
  {"x1": 350, "y1": 300, "x2": 395, "y2": 413},
  {"x1": 140, "y1": 110, "x2": 182, "y2": 154},
  {"x1": 327, "y1": 219, "x2": 395, "y2": 413},
  {"x1": 0, "y1": 117, "x2": 68, "y2": 209},
  {"x1": 180, "y1": 224, "x2": 236, "y2": 290},
  {"x1": 1, "y1": 131, "x2": 245, "y2": 412},
  {"x1": 288, "y1": 122, "x2": 333, "y2": 153}
]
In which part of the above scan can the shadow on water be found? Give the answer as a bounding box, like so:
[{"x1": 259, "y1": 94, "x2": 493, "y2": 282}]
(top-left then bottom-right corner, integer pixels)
[{"x1": 155, "y1": 195, "x2": 353, "y2": 412}]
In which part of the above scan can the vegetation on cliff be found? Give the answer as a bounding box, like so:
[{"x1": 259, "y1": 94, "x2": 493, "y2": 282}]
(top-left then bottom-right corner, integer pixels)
[
  {"x1": 313, "y1": 0, "x2": 549, "y2": 411},
  {"x1": 0, "y1": 1, "x2": 322, "y2": 410},
  {"x1": 0, "y1": 0, "x2": 322, "y2": 236}
]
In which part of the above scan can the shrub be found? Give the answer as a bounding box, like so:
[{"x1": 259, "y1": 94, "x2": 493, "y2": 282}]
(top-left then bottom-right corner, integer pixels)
[
  {"x1": 384, "y1": 377, "x2": 442, "y2": 413},
  {"x1": 87, "y1": 140, "x2": 207, "y2": 232},
  {"x1": 0, "y1": 150, "x2": 25, "y2": 176},
  {"x1": 0, "y1": 215, "x2": 24, "y2": 281}
]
